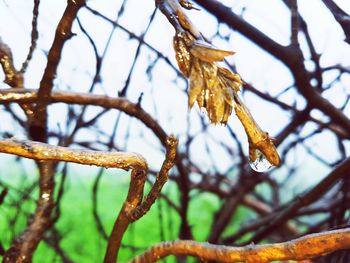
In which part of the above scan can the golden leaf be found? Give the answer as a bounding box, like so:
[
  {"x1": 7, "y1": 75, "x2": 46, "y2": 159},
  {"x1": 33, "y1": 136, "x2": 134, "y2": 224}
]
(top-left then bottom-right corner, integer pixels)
[
  {"x1": 218, "y1": 67, "x2": 242, "y2": 91},
  {"x1": 188, "y1": 59, "x2": 203, "y2": 108},
  {"x1": 173, "y1": 36, "x2": 191, "y2": 77},
  {"x1": 190, "y1": 40, "x2": 235, "y2": 62},
  {"x1": 197, "y1": 89, "x2": 207, "y2": 109},
  {"x1": 173, "y1": 32, "x2": 242, "y2": 124},
  {"x1": 212, "y1": 87, "x2": 225, "y2": 123}
]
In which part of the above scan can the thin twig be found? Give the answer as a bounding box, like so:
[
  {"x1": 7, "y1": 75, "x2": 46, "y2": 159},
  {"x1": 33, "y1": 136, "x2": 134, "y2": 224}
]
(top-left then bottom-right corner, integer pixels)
[
  {"x1": 20, "y1": 0, "x2": 40, "y2": 74},
  {"x1": 249, "y1": 157, "x2": 350, "y2": 244},
  {"x1": 321, "y1": 0, "x2": 350, "y2": 44},
  {"x1": 290, "y1": 0, "x2": 299, "y2": 47}
]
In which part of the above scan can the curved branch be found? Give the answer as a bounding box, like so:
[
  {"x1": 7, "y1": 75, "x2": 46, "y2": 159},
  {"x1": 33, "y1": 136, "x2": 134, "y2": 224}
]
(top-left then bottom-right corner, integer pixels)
[
  {"x1": 0, "y1": 37, "x2": 23, "y2": 88},
  {"x1": 0, "y1": 135, "x2": 178, "y2": 263},
  {"x1": 130, "y1": 228, "x2": 350, "y2": 263},
  {"x1": 131, "y1": 136, "x2": 178, "y2": 221},
  {"x1": 0, "y1": 138, "x2": 147, "y2": 263},
  {"x1": 0, "y1": 88, "x2": 168, "y2": 143},
  {"x1": 0, "y1": 87, "x2": 193, "y2": 240},
  {"x1": 0, "y1": 138, "x2": 147, "y2": 170},
  {"x1": 103, "y1": 136, "x2": 178, "y2": 263}
]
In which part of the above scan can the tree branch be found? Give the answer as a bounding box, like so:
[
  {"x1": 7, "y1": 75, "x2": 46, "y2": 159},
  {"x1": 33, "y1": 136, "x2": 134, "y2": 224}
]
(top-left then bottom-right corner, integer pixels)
[
  {"x1": 0, "y1": 139, "x2": 147, "y2": 170},
  {"x1": 321, "y1": 0, "x2": 350, "y2": 44},
  {"x1": 0, "y1": 136, "x2": 177, "y2": 262},
  {"x1": 130, "y1": 228, "x2": 350, "y2": 263},
  {"x1": 0, "y1": 88, "x2": 168, "y2": 143},
  {"x1": 0, "y1": 137, "x2": 147, "y2": 263},
  {"x1": 103, "y1": 136, "x2": 177, "y2": 263},
  {"x1": 290, "y1": 0, "x2": 299, "y2": 47},
  {"x1": 0, "y1": 37, "x2": 23, "y2": 88},
  {"x1": 20, "y1": 0, "x2": 40, "y2": 74},
  {"x1": 30, "y1": 0, "x2": 85, "y2": 142}
]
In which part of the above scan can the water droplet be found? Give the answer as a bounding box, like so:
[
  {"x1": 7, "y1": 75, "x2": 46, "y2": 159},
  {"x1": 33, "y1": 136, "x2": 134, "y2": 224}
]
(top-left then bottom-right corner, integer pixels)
[{"x1": 249, "y1": 149, "x2": 272, "y2": 173}]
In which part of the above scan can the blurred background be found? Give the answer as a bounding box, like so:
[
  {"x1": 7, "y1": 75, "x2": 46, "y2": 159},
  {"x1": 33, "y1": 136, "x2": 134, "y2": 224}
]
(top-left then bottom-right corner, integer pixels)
[{"x1": 0, "y1": 0, "x2": 349, "y2": 262}]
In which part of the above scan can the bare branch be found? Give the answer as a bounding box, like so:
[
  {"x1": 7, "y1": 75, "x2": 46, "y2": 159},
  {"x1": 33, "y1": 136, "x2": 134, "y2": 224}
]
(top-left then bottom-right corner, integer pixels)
[
  {"x1": 290, "y1": 0, "x2": 299, "y2": 47},
  {"x1": 30, "y1": 0, "x2": 86, "y2": 142},
  {"x1": 0, "y1": 138, "x2": 147, "y2": 170},
  {"x1": 0, "y1": 136, "x2": 176, "y2": 263},
  {"x1": 321, "y1": 0, "x2": 350, "y2": 44},
  {"x1": 0, "y1": 37, "x2": 23, "y2": 88},
  {"x1": 0, "y1": 88, "x2": 168, "y2": 143},
  {"x1": 20, "y1": 0, "x2": 40, "y2": 74},
  {"x1": 130, "y1": 228, "x2": 350, "y2": 263},
  {"x1": 103, "y1": 136, "x2": 178, "y2": 263},
  {"x1": 131, "y1": 136, "x2": 178, "y2": 220}
]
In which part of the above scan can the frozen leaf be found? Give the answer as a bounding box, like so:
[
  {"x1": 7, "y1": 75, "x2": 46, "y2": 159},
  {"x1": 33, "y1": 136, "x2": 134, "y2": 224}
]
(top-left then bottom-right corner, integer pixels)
[
  {"x1": 168, "y1": 0, "x2": 281, "y2": 168},
  {"x1": 173, "y1": 36, "x2": 191, "y2": 77},
  {"x1": 190, "y1": 40, "x2": 234, "y2": 62},
  {"x1": 188, "y1": 59, "x2": 203, "y2": 108},
  {"x1": 173, "y1": 32, "x2": 240, "y2": 123}
]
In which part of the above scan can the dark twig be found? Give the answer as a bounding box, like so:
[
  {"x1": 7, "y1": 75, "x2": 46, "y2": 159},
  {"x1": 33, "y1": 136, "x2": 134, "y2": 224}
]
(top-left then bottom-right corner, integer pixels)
[
  {"x1": 290, "y1": 0, "x2": 299, "y2": 47},
  {"x1": 321, "y1": 0, "x2": 350, "y2": 44},
  {"x1": 0, "y1": 187, "x2": 8, "y2": 206},
  {"x1": 249, "y1": 157, "x2": 350, "y2": 244},
  {"x1": 20, "y1": 0, "x2": 40, "y2": 74}
]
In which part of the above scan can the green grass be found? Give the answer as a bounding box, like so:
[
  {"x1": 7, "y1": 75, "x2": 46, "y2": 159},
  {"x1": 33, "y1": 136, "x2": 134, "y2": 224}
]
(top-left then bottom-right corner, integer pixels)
[{"x1": 0, "y1": 167, "x2": 250, "y2": 262}]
